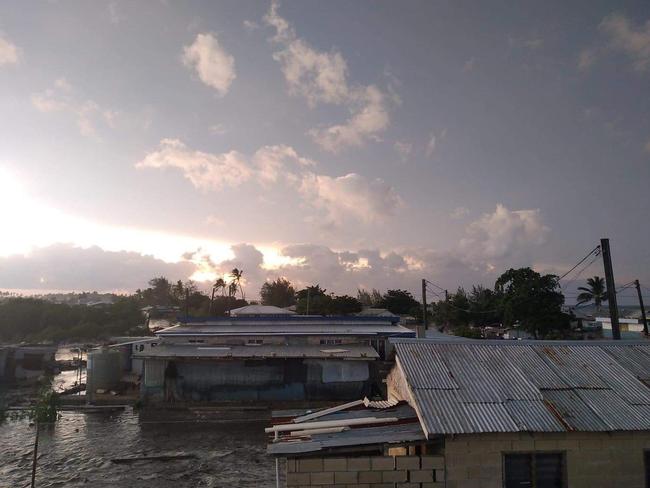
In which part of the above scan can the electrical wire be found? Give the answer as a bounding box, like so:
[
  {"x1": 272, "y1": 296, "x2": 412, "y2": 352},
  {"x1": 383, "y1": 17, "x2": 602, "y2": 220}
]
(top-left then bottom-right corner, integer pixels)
[
  {"x1": 561, "y1": 252, "x2": 602, "y2": 291},
  {"x1": 558, "y1": 246, "x2": 601, "y2": 282}
]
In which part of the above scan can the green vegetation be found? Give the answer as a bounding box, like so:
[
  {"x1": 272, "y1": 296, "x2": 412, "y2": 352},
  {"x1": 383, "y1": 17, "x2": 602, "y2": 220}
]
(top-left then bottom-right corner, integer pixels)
[
  {"x1": 0, "y1": 266, "x2": 575, "y2": 342},
  {"x1": 576, "y1": 276, "x2": 608, "y2": 309}
]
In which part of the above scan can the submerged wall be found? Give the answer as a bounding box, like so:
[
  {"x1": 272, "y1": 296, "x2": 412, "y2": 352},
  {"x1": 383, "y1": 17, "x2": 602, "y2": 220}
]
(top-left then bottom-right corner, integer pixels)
[{"x1": 141, "y1": 357, "x2": 373, "y2": 403}]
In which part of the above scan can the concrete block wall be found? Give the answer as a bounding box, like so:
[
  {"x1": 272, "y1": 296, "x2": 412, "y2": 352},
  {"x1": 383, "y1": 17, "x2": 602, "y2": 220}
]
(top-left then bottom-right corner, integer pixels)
[
  {"x1": 445, "y1": 431, "x2": 650, "y2": 488},
  {"x1": 286, "y1": 455, "x2": 445, "y2": 488}
]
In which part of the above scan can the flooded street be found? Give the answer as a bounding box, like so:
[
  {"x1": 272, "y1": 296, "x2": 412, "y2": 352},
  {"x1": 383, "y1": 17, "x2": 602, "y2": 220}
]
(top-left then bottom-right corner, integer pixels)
[{"x1": 0, "y1": 409, "x2": 277, "y2": 488}]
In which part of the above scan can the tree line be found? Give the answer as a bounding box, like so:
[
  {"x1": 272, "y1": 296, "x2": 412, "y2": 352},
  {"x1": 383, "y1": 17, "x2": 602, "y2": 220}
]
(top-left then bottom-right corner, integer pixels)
[{"x1": 0, "y1": 266, "x2": 608, "y2": 343}]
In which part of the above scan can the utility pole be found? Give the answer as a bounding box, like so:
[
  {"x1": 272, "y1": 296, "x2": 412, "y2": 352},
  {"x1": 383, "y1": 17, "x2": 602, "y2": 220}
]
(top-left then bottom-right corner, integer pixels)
[
  {"x1": 444, "y1": 290, "x2": 449, "y2": 331},
  {"x1": 209, "y1": 286, "x2": 216, "y2": 315},
  {"x1": 601, "y1": 238, "x2": 621, "y2": 340},
  {"x1": 635, "y1": 280, "x2": 648, "y2": 336},
  {"x1": 421, "y1": 279, "x2": 428, "y2": 336}
]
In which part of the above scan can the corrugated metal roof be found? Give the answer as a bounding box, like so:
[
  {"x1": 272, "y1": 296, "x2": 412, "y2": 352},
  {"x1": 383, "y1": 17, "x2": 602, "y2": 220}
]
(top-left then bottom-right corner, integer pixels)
[
  {"x1": 393, "y1": 339, "x2": 650, "y2": 436},
  {"x1": 133, "y1": 344, "x2": 379, "y2": 359},
  {"x1": 267, "y1": 402, "x2": 424, "y2": 455},
  {"x1": 158, "y1": 322, "x2": 414, "y2": 337}
]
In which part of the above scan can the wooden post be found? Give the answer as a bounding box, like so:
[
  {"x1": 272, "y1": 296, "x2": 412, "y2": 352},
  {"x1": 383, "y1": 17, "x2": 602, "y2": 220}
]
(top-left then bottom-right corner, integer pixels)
[
  {"x1": 31, "y1": 423, "x2": 39, "y2": 488},
  {"x1": 421, "y1": 279, "x2": 428, "y2": 337},
  {"x1": 601, "y1": 238, "x2": 621, "y2": 340},
  {"x1": 635, "y1": 280, "x2": 648, "y2": 336}
]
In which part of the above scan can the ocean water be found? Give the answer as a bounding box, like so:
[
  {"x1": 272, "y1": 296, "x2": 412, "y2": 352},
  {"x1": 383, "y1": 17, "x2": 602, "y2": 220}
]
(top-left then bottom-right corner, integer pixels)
[{"x1": 0, "y1": 410, "x2": 278, "y2": 488}]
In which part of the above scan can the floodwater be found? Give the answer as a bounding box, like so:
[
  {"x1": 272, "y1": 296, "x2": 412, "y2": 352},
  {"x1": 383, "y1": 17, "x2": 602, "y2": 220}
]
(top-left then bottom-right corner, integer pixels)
[{"x1": 0, "y1": 409, "x2": 277, "y2": 488}]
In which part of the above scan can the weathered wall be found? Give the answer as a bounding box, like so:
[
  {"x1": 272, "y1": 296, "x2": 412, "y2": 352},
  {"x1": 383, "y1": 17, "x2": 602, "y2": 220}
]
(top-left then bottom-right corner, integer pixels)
[
  {"x1": 141, "y1": 357, "x2": 372, "y2": 402},
  {"x1": 286, "y1": 455, "x2": 444, "y2": 488},
  {"x1": 445, "y1": 431, "x2": 650, "y2": 488}
]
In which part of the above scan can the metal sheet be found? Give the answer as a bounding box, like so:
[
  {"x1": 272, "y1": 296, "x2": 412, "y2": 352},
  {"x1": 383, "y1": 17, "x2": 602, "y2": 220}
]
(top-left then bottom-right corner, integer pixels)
[
  {"x1": 134, "y1": 344, "x2": 379, "y2": 359},
  {"x1": 392, "y1": 340, "x2": 650, "y2": 435},
  {"x1": 393, "y1": 343, "x2": 458, "y2": 389},
  {"x1": 504, "y1": 400, "x2": 565, "y2": 432},
  {"x1": 541, "y1": 389, "x2": 609, "y2": 432}
]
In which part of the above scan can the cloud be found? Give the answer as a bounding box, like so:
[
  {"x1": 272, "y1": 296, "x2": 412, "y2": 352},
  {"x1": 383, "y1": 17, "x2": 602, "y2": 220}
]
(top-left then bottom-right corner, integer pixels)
[
  {"x1": 577, "y1": 49, "x2": 597, "y2": 71},
  {"x1": 0, "y1": 34, "x2": 19, "y2": 65},
  {"x1": 252, "y1": 144, "x2": 315, "y2": 185},
  {"x1": 600, "y1": 13, "x2": 650, "y2": 71},
  {"x1": 299, "y1": 172, "x2": 402, "y2": 225},
  {"x1": 264, "y1": 1, "x2": 390, "y2": 151},
  {"x1": 182, "y1": 33, "x2": 236, "y2": 96},
  {"x1": 135, "y1": 138, "x2": 251, "y2": 190},
  {"x1": 426, "y1": 128, "x2": 446, "y2": 158},
  {"x1": 393, "y1": 140, "x2": 413, "y2": 162},
  {"x1": 309, "y1": 85, "x2": 389, "y2": 152},
  {"x1": 138, "y1": 140, "x2": 402, "y2": 226},
  {"x1": 450, "y1": 206, "x2": 470, "y2": 219},
  {"x1": 209, "y1": 123, "x2": 227, "y2": 135},
  {"x1": 243, "y1": 20, "x2": 260, "y2": 31},
  {"x1": 460, "y1": 204, "x2": 549, "y2": 267},
  {"x1": 0, "y1": 244, "x2": 195, "y2": 292},
  {"x1": 31, "y1": 78, "x2": 118, "y2": 137}
]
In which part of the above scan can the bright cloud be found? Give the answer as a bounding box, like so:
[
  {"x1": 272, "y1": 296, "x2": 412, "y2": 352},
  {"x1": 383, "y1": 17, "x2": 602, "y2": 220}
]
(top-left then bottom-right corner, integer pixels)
[
  {"x1": 264, "y1": 1, "x2": 390, "y2": 151},
  {"x1": 309, "y1": 85, "x2": 389, "y2": 152},
  {"x1": 600, "y1": 13, "x2": 650, "y2": 71},
  {"x1": 252, "y1": 144, "x2": 315, "y2": 185},
  {"x1": 299, "y1": 172, "x2": 402, "y2": 224},
  {"x1": 137, "y1": 140, "x2": 402, "y2": 226},
  {"x1": 182, "y1": 33, "x2": 236, "y2": 96},
  {"x1": 0, "y1": 34, "x2": 19, "y2": 65},
  {"x1": 460, "y1": 204, "x2": 549, "y2": 266},
  {"x1": 426, "y1": 128, "x2": 446, "y2": 158},
  {"x1": 31, "y1": 78, "x2": 118, "y2": 137},
  {"x1": 135, "y1": 138, "x2": 251, "y2": 190}
]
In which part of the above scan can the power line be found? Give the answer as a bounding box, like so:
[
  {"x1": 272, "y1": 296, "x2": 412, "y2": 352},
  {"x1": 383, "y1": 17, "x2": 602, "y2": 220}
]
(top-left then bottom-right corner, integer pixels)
[
  {"x1": 561, "y1": 252, "x2": 602, "y2": 291},
  {"x1": 558, "y1": 246, "x2": 601, "y2": 282}
]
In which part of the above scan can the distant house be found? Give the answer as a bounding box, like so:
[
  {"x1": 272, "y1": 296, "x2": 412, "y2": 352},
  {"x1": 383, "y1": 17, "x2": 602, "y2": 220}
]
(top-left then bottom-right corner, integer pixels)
[
  {"x1": 268, "y1": 339, "x2": 650, "y2": 488},
  {"x1": 128, "y1": 314, "x2": 414, "y2": 404}
]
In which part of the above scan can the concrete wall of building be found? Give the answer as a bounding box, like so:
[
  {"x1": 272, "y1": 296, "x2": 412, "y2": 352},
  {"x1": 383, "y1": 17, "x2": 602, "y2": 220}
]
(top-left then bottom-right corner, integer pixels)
[
  {"x1": 286, "y1": 455, "x2": 445, "y2": 488},
  {"x1": 444, "y1": 431, "x2": 650, "y2": 488},
  {"x1": 140, "y1": 357, "x2": 372, "y2": 403}
]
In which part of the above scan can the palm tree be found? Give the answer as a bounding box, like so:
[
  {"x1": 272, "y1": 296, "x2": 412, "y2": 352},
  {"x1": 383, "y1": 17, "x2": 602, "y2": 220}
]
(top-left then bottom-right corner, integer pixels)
[
  {"x1": 577, "y1": 276, "x2": 608, "y2": 311},
  {"x1": 230, "y1": 268, "x2": 245, "y2": 300},
  {"x1": 209, "y1": 278, "x2": 227, "y2": 314}
]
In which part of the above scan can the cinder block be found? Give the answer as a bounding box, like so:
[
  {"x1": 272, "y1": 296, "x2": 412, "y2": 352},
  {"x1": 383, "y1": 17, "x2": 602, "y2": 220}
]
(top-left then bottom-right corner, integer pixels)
[
  {"x1": 382, "y1": 470, "x2": 408, "y2": 482},
  {"x1": 358, "y1": 470, "x2": 383, "y2": 483},
  {"x1": 434, "y1": 469, "x2": 445, "y2": 481},
  {"x1": 396, "y1": 483, "x2": 421, "y2": 488},
  {"x1": 323, "y1": 457, "x2": 348, "y2": 471},
  {"x1": 348, "y1": 456, "x2": 371, "y2": 471},
  {"x1": 287, "y1": 458, "x2": 296, "y2": 472},
  {"x1": 286, "y1": 472, "x2": 310, "y2": 485},
  {"x1": 310, "y1": 471, "x2": 334, "y2": 485},
  {"x1": 346, "y1": 484, "x2": 370, "y2": 488},
  {"x1": 421, "y1": 483, "x2": 445, "y2": 488},
  {"x1": 421, "y1": 456, "x2": 444, "y2": 469},
  {"x1": 410, "y1": 469, "x2": 434, "y2": 482},
  {"x1": 334, "y1": 471, "x2": 358, "y2": 484},
  {"x1": 372, "y1": 456, "x2": 395, "y2": 470},
  {"x1": 298, "y1": 458, "x2": 324, "y2": 472},
  {"x1": 396, "y1": 456, "x2": 421, "y2": 470}
]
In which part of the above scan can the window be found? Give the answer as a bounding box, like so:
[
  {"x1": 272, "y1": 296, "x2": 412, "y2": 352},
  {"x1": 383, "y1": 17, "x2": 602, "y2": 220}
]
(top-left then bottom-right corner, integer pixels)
[
  {"x1": 319, "y1": 339, "x2": 342, "y2": 345},
  {"x1": 504, "y1": 453, "x2": 564, "y2": 488},
  {"x1": 246, "y1": 339, "x2": 263, "y2": 345}
]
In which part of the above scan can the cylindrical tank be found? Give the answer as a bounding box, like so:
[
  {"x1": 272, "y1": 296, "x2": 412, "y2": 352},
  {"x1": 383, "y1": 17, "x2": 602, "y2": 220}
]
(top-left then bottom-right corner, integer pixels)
[{"x1": 87, "y1": 349, "x2": 123, "y2": 392}]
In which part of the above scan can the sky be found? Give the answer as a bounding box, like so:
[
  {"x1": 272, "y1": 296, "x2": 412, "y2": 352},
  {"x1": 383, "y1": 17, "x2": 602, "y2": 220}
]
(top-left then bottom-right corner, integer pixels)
[{"x1": 0, "y1": 1, "x2": 649, "y2": 304}]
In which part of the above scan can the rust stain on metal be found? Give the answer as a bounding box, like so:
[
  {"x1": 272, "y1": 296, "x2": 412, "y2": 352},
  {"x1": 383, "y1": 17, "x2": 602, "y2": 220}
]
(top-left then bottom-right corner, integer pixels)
[{"x1": 543, "y1": 399, "x2": 573, "y2": 431}]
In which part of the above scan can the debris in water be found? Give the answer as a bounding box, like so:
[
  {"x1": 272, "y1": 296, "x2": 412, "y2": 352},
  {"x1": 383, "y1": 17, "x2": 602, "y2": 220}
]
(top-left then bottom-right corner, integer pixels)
[{"x1": 111, "y1": 453, "x2": 197, "y2": 464}]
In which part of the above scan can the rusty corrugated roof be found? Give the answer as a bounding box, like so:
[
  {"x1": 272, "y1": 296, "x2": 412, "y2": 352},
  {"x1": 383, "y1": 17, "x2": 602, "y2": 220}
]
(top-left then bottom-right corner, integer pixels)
[{"x1": 393, "y1": 339, "x2": 650, "y2": 436}]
